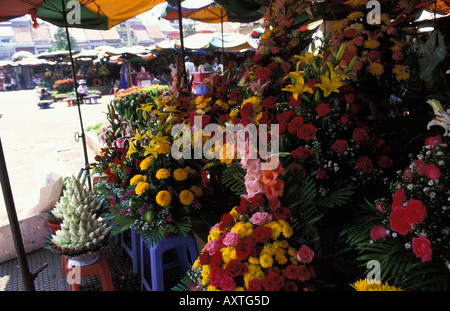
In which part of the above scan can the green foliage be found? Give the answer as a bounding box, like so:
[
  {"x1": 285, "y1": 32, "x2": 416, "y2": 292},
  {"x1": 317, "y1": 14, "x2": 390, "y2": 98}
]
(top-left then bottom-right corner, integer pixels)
[{"x1": 220, "y1": 162, "x2": 247, "y2": 196}]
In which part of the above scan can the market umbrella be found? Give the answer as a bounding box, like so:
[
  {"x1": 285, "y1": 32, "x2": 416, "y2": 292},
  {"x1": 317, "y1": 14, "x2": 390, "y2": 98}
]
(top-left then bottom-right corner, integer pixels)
[{"x1": 0, "y1": 0, "x2": 168, "y2": 290}]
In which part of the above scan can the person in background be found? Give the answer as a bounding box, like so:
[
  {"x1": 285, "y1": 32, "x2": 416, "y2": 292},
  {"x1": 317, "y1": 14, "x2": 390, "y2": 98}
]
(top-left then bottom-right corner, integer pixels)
[
  {"x1": 77, "y1": 79, "x2": 88, "y2": 101},
  {"x1": 184, "y1": 56, "x2": 196, "y2": 80},
  {"x1": 199, "y1": 56, "x2": 213, "y2": 73},
  {"x1": 213, "y1": 57, "x2": 224, "y2": 75}
]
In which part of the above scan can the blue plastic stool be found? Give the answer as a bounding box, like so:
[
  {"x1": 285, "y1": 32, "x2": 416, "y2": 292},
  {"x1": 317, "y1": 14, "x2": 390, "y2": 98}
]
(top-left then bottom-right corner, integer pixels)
[
  {"x1": 140, "y1": 234, "x2": 198, "y2": 291},
  {"x1": 120, "y1": 228, "x2": 140, "y2": 274}
]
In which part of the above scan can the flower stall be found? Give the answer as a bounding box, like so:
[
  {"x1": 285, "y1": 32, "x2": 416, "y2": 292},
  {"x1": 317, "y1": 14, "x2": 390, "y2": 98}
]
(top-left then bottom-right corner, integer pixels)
[{"x1": 83, "y1": 0, "x2": 449, "y2": 292}]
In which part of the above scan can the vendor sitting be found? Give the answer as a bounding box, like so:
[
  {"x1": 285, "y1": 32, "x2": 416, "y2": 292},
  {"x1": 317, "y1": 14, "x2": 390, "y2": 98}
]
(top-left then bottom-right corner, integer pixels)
[
  {"x1": 77, "y1": 80, "x2": 88, "y2": 101},
  {"x1": 37, "y1": 88, "x2": 53, "y2": 108}
]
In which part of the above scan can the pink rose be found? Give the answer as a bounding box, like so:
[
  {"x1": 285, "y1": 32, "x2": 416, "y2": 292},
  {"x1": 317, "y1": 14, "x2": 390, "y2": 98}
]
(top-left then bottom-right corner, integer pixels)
[
  {"x1": 221, "y1": 232, "x2": 240, "y2": 247},
  {"x1": 296, "y1": 245, "x2": 315, "y2": 264},
  {"x1": 206, "y1": 239, "x2": 220, "y2": 256},
  {"x1": 387, "y1": 26, "x2": 397, "y2": 35},
  {"x1": 355, "y1": 36, "x2": 364, "y2": 46},
  {"x1": 412, "y1": 236, "x2": 432, "y2": 262},
  {"x1": 425, "y1": 135, "x2": 443, "y2": 150},
  {"x1": 405, "y1": 200, "x2": 427, "y2": 226},
  {"x1": 249, "y1": 212, "x2": 273, "y2": 226},
  {"x1": 220, "y1": 275, "x2": 237, "y2": 291},
  {"x1": 209, "y1": 267, "x2": 226, "y2": 287},
  {"x1": 392, "y1": 51, "x2": 403, "y2": 61},
  {"x1": 392, "y1": 188, "x2": 407, "y2": 208},
  {"x1": 390, "y1": 206, "x2": 412, "y2": 236},
  {"x1": 424, "y1": 164, "x2": 441, "y2": 180},
  {"x1": 353, "y1": 61, "x2": 363, "y2": 72},
  {"x1": 370, "y1": 226, "x2": 388, "y2": 240}
]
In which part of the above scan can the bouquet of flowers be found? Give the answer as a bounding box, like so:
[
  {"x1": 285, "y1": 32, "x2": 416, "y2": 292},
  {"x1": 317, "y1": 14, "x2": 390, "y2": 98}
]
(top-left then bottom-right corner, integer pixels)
[
  {"x1": 342, "y1": 99, "x2": 450, "y2": 290},
  {"x1": 187, "y1": 193, "x2": 316, "y2": 291}
]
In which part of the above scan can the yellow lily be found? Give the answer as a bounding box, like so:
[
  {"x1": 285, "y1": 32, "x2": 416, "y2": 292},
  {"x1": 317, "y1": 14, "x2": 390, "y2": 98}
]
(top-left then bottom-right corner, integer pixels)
[
  {"x1": 294, "y1": 48, "x2": 321, "y2": 66},
  {"x1": 133, "y1": 131, "x2": 143, "y2": 143},
  {"x1": 150, "y1": 131, "x2": 170, "y2": 148},
  {"x1": 315, "y1": 75, "x2": 345, "y2": 98},
  {"x1": 126, "y1": 141, "x2": 138, "y2": 158},
  {"x1": 282, "y1": 74, "x2": 313, "y2": 100},
  {"x1": 143, "y1": 144, "x2": 158, "y2": 159}
]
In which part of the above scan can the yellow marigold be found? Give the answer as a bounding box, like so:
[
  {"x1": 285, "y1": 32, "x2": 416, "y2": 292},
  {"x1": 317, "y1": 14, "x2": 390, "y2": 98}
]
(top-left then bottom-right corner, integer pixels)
[
  {"x1": 264, "y1": 222, "x2": 282, "y2": 240},
  {"x1": 368, "y1": 62, "x2": 384, "y2": 76},
  {"x1": 231, "y1": 222, "x2": 248, "y2": 239},
  {"x1": 207, "y1": 285, "x2": 219, "y2": 291},
  {"x1": 248, "y1": 256, "x2": 260, "y2": 265},
  {"x1": 157, "y1": 142, "x2": 171, "y2": 154},
  {"x1": 229, "y1": 206, "x2": 240, "y2": 221},
  {"x1": 130, "y1": 174, "x2": 146, "y2": 186},
  {"x1": 193, "y1": 258, "x2": 201, "y2": 269},
  {"x1": 278, "y1": 220, "x2": 293, "y2": 238},
  {"x1": 344, "y1": 0, "x2": 368, "y2": 7},
  {"x1": 208, "y1": 228, "x2": 222, "y2": 241},
  {"x1": 393, "y1": 64, "x2": 410, "y2": 81},
  {"x1": 139, "y1": 157, "x2": 153, "y2": 171},
  {"x1": 135, "y1": 182, "x2": 150, "y2": 196},
  {"x1": 364, "y1": 39, "x2": 381, "y2": 49},
  {"x1": 179, "y1": 189, "x2": 194, "y2": 206},
  {"x1": 156, "y1": 190, "x2": 172, "y2": 207},
  {"x1": 173, "y1": 168, "x2": 188, "y2": 181},
  {"x1": 260, "y1": 253, "x2": 273, "y2": 269},
  {"x1": 201, "y1": 264, "x2": 212, "y2": 286},
  {"x1": 222, "y1": 247, "x2": 237, "y2": 264},
  {"x1": 351, "y1": 279, "x2": 403, "y2": 291},
  {"x1": 235, "y1": 287, "x2": 245, "y2": 291},
  {"x1": 155, "y1": 168, "x2": 170, "y2": 179},
  {"x1": 275, "y1": 253, "x2": 288, "y2": 265}
]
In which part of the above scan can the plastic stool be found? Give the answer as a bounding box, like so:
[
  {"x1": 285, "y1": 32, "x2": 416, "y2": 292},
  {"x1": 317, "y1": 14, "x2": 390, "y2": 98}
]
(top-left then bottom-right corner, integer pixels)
[
  {"x1": 67, "y1": 249, "x2": 114, "y2": 291},
  {"x1": 140, "y1": 233, "x2": 198, "y2": 291},
  {"x1": 120, "y1": 228, "x2": 140, "y2": 273}
]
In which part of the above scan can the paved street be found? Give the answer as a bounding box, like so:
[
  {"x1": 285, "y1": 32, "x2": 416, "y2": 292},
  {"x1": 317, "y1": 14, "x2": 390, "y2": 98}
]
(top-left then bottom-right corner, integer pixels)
[{"x1": 0, "y1": 89, "x2": 112, "y2": 225}]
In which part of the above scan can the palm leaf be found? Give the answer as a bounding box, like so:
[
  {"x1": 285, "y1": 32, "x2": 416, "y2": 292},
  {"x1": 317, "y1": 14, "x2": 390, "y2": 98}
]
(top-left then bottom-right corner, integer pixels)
[{"x1": 221, "y1": 162, "x2": 246, "y2": 196}]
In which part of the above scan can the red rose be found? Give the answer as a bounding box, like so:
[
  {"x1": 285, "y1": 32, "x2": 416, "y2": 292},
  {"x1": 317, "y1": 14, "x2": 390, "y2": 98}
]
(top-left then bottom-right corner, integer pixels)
[
  {"x1": 240, "y1": 102, "x2": 253, "y2": 118},
  {"x1": 253, "y1": 226, "x2": 273, "y2": 243},
  {"x1": 356, "y1": 155, "x2": 374, "y2": 173},
  {"x1": 316, "y1": 168, "x2": 329, "y2": 179},
  {"x1": 343, "y1": 27, "x2": 356, "y2": 38},
  {"x1": 209, "y1": 267, "x2": 226, "y2": 287},
  {"x1": 219, "y1": 213, "x2": 235, "y2": 230},
  {"x1": 236, "y1": 198, "x2": 249, "y2": 215},
  {"x1": 425, "y1": 135, "x2": 443, "y2": 151},
  {"x1": 370, "y1": 226, "x2": 388, "y2": 240},
  {"x1": 289, "y1": 95, "x2": 302, "y2": 107},
  {"x1": 297, "y1": 123, "x2": 317, "y2": 141},
  {"x1": 315, "y1": 103, "x2": 331, "y2": 117},
  {"x1": 210, "y1": 249, "x2": 223, "y2": 267},
  {"x1": 198, "y1": 252, "x2": 210, "y2": 265},
  {"x1": 344, "y1": 93, "x2": 355, "y2": 105},
  {"x1": 247, "y1": 279, "x2": 263, "y2": 291},
  {"x1": 291, "y1": 146, "x2": 313, "y2": 161},
  {"x1": 272, "y1": 206, "x2": 292, "y2": 221},
  {"x1": 412, "y1": 236, "x2": 432, "y2": 262},
  {"x1": 340, "y1": 113, "x2": 350, "y2": 125},
  {"x1": 288, "y1": 116, "x2": 304, "y2": 133},
  {"x1": 405, "y1": 200, "x2": 427, "y2": 226},
  {"x1": 106, "y1": 173, "x2": 117, "y2": 183},
  {"x1": 262, "y1": 270, "x2": 285, "y2": 291},
  {"x1": 276, "y1": 111, "x2": 294, "y2": 123},
  {"x1": 424, "y1": 164, "x2": 441, "y2": 180},
  {"x1": 225, "y1": 259, "x2": 248, "y2": 277},
  {"x1": 296, "y1": 245, "x2": 315, "y2": 263},
  {"x1": 377, "y1": 155, "x2": 393, "y2": 169},
  {"x1": 390, "y1": 206, "x2": 412, "y2": 236},
  {"x1": 352, "y1": 127, "x2": 370, "y2": 145},
  {"x1": 262, "y1": 96, "x2": 277, "y2": 110},
  {"x1": 330, "y1": 139, "x2": 348, "y2": 153},
  {"x1": 258, "y1": 112, "x2": 275, "y2": 125},
  {"x1": 235, "y1": 236, "x2": 257, "y2": 260},
  {"x1": 392, "y1": 188, "x2": 407, "y2": 208}
]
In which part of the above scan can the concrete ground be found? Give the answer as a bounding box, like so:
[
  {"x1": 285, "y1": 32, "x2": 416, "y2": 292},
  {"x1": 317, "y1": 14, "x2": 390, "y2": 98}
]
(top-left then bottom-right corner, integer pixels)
[{"x1": 0, "y1": 89, "x2": 112, "y2": 225}]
